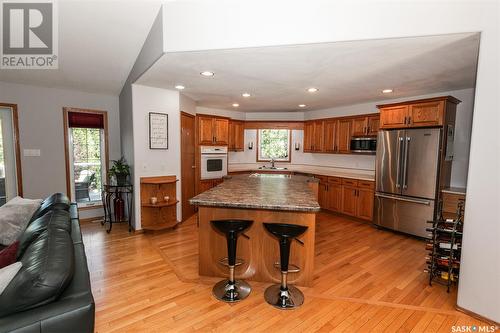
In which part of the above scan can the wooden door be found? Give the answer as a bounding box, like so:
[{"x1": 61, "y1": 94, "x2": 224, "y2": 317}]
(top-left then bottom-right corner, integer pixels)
[
  {"x1": 199, "y1": 179, "x2": 214, "y2": 193},
  {"x1": 313, "y1": 120, "x2": 324, "y2": 152},
  {"x1": 366, "y1": 115, "x2": 380, "y2": 136},
  {"x1": 228, "y1": 121, "x2": 235, "y2": 150},
  {"x1": 181, "y1": 113, "x2": 196, "y2": 221},
  {"x1": 328, "y1": 183, "x2": 342, "y2": 212},
  {"x1": 379, "y1": 105, "x2": 408, "y2": 129},
  {"x1": 351, "y1": 117, "x2": 367, "y2": 136},
  {"x1": 323, "y1": 119, "x2": 337, "y2": 152},
  {"x1": 198, "y1": 116, "x2": 214, "y2": 144},
  {"x1": 341, "y1": 186, "x2": 357, "y2": 216},
  {"x1": 356, "y1": 189, "x2": 374, "y2": 221},
  {"x1": 234, "y1": 121, "x2": 244, "y2": 151},
  {"x1": 408, "y1": 101, "x2": 444, "y2": 127},
  {"x1": 303, "y1": 121, "x2": 314, "y2": 152},
  {"x1": 337, "y1": 119, "x2": 352, "y2": 153},
  {"x1": 214, "y1": 118, "x2": 229, "y2": 145}
]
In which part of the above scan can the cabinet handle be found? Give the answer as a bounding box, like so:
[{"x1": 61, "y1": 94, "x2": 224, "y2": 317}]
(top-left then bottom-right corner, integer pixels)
[
  {"x1": 408, "y1": 116, "x2": 411, "y2": 124},
  {"x1": 367, "y1": 127, "x2": 370, "y2": 134},
  {"x1": 404, "y1": 117, "x2": 407, "y2": 125}
]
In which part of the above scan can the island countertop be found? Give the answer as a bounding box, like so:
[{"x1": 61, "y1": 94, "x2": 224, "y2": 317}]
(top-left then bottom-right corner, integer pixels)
[{"x1": 189, "y1": 174, "x2": 321, "y2": 212}]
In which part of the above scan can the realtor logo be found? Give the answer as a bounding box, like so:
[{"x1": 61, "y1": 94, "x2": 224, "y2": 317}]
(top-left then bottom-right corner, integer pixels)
[{"x1": 1, "y1": 0, "x2": 58, "y2": 69}]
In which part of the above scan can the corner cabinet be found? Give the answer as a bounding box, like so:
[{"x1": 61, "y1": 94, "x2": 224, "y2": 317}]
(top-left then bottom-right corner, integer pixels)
[
  {"x1": 378, "y1": 96, "x2": 460, "y2": 129},
  {"x1": 228, "y1": 120, "x2": 244, "y2": 151},
  {"x1": 198, "y1": 115, "x2": 229, "y2": 145},
  {"x1": 140, "y1": 176, "x2": 179, "y2": 231}
]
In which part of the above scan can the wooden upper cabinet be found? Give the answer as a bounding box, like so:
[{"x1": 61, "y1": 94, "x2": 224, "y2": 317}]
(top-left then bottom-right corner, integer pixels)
[
  {"x1": 198, "y1": 115, "x2": 229, "y2": 145},
  {"x1": 379, "y1": 105, "x2": 408, "y2": 129},
  {"x1": 313, "y1": 120, "x2": 324, "y2": 152},
  {"x1": 337, "y1": 119, "x2": 352, "y2": 153},
  {"x1": 214, "y1": 118, "x2": 228, "y2": 144},
  {"x1": 323, "y1": 119, "x2": 337, "y2": 152},
  {"x1": 233, "y1": 121, "x2": 244, "y2": 150},
  {"x1": 408, "y1": 101, "x2": 444, "y2": 127},
  {"x1": 378, "y1": 96, "x2": 460, "y2": 129},
  {"x1": 198, "y1": 116, "x2": 215, "y2": 145},
  {"x1": 228, "y1": 121, "x2": 235, "y2": 149},
  {"x1": 351, "y1": 117, "x2": 367, "y2": 137},
  {"x1": 303, "y1": 121, "x2": 315, "y2": 152},
  {"x1": 366, "y1": 115, "x2": 380, "y2": 136}
]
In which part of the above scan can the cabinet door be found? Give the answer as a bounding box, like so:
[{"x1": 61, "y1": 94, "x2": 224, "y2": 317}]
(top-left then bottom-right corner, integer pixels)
[
  {"x1": 318, "y1": 182, "x2": 328, "y2": 208},
  {"x1": 379, "y1": 105, "x2": 408, "y2": 129},
  {"x1": 342, "y1": 186, "x2": 358, "y2": 216},
  {"x1": 337, "y1": 119, "x2": 352, "y2": 153},
  {"x1": 199, "y1": 179, "x2": 214, "y2": 193},
  {"x1": 228, "y1": 121, "x2": 235, "y2": 150},
  {"x1": 408, "y1": 101, "x2": 444, "y2": 127},
  {"x1": 234, "y1": 122, "x2": 245, "y2": 151},
  {"x1": 351, "y1": 117, "x2": 367, "y2": 136},
  {"x1": 366, "y1": 115, "x2": 380, "y2": 136},
  {"x1": 198, "y1": 116, "x2": 214, "y2": 144},
  {"x1": 323, "y1": 119, "x2": 337, "y2": 152},
  {"x1": 214, "y1": 118, "x2": 229, "y2": 145},
  {"x1": 303, "y1": 121, "x2": 314, "y2": 152},
  {"x1": 356, "y1": 189, "x2": 374, "y2": 221},
  {"x1": 327, "y1": 183, "x2": 342, "y2": 212},
  {"x1": 313, "y1": 120, "x2": 324, "y2": 152}
]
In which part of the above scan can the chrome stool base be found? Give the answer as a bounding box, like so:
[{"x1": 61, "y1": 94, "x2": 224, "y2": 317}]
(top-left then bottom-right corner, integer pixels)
[
  {"x1": 212, "y1": 279, "x2": 252, "y2": 303},
  {"x1": 264, "y1": 284, "x2": 304, "y2": 309}
]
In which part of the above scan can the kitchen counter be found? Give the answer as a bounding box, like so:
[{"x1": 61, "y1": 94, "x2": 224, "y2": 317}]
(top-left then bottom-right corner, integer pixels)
[
  {"x1": 441, "y1": 187, "x2": 466, "y2": 195},
  {"x1": 190, "y1": 174, "x2": 320, "y2": 212},
  {"x1": 228, "y1": 163, "x2": 375, "y2": 181}
]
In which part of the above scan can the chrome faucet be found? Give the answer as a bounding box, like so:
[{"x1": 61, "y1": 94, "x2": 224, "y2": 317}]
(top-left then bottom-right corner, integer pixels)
[{"x1": 270, "y1": 158, "x2": 275, "y2": 168}]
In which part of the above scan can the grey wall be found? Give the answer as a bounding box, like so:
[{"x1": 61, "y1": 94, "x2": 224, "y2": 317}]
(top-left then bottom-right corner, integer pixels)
[
  {"x1": 119, "y1": 7, "x2": 165, "y2": 187},
  {"x1": 0, "y1": 81, "x2": 120, "y2": 200}
]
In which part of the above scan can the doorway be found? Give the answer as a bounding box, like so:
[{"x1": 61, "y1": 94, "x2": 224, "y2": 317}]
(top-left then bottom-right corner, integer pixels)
[
  {"x1": 181, "y1": 112, "x2": 196, "y2": 221},
  {"x1": 0, "y1": 103, "x2": 23, "y2": 205}
]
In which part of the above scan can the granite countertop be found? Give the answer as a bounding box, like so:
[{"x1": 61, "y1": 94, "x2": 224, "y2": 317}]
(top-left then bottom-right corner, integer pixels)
[
  {"x1": 228, "y1": 163, "x2": 375, "y2": 181},
  {"x1": 189, "y1": 174, "x2": 321, "y2": 212}
]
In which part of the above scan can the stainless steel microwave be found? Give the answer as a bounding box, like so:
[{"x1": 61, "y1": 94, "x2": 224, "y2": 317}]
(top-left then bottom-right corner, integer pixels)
[{"x1": 350, "y1": 137, "x2": 377, "y2": 153}]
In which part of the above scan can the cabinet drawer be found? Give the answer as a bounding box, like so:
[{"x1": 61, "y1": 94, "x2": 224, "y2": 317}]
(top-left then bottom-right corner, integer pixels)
[
  {"x1": 342, "y1": 178, "x2": 358, "y2": 186},
  {"x1": 358, "y1": 180, "x2": 375, "y2": 190},
  {"x1": 327, "y1": 176, "x2": 341, "y2": 184}
]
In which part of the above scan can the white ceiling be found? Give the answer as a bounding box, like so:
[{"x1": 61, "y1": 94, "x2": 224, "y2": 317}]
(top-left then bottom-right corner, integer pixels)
[
  {"x1": 0, "y1": 0, "x2": 162, "y2": 95},
  {"x1": 138, "y1": 33, "x2": 480, "y2": 112}
]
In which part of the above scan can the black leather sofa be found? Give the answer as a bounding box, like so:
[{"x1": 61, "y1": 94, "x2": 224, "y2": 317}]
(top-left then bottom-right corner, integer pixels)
[{"x1": 0, "y1": 193, "x2": 95, "y2": 333}]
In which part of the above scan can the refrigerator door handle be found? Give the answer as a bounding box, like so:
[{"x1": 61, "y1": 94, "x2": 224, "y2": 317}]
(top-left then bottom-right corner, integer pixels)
[
  {"x1": 375, "y1": 193, "x2": 431, "y2": 205},
  {"x1": 402, "y1": 137, "x2": 410, "y2": 189},
  {"x1": 396, "y1": 137, "x2": 404, "y2": 188}
]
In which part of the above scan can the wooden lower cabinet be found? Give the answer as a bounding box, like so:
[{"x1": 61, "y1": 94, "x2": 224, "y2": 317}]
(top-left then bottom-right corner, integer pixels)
[{"x1": 318, "y1": 176, "x2": 375, "y2": 221}]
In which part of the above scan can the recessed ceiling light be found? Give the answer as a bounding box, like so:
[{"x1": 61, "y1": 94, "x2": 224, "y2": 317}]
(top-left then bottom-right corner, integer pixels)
[
  {"x1": 242, "y1": 93, "x2": 251, "y2": 98},
  {"x1": 382, "y1": 89, "x2": 393, "y2": 93},
  {"x1": 307, "y1": 87, "x2": 319, "y2": 93},
  {"x1": 200, "y1": 71, "x2": 215, "y2": 77},
  {"x1": 174, "y1": 85, "x2": 185, "y2": 90},
  {"x1": 232, "y1": 103, "x2": 239, "y2": 107},
  {"x1": 298, "y1": 104, "x2": 306, "y2": 108}
]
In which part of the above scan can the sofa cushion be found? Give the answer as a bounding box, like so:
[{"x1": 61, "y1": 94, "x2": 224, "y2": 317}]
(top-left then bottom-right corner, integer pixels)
[
  {"x1": 0, "y1": 198, "x2": 42, "y2": 246},
  {"x1": 31, "y1": 193, "x2": 70, "y2": 222},
  {"x1": 0, "y1": 262, "x2": 22, "y2": 295},
  {"x1": 16, "y1": 210, "x2": 71, "y2": 259},
  {"x1": 0, "y1": 241, "x2": 19, "y2": 269},
  {"x1": 0, "y1": 227, "x2": 74, "y2": 317}
]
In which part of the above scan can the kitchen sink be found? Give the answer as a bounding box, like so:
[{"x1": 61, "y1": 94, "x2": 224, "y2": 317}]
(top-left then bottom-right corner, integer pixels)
[{"x1": 258, "y1": 166, "x2": 288, "y2": 170}]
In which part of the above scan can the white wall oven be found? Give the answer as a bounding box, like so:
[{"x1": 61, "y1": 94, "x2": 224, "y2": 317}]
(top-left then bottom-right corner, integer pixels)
[{"x1": 200, "y1": 146, "x2": 228, "y2": 180}]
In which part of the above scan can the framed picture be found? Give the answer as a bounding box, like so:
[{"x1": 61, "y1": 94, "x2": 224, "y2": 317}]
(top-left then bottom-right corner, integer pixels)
[{"x1": 149, "y1": 112, "x2": 168, "y2": 149}]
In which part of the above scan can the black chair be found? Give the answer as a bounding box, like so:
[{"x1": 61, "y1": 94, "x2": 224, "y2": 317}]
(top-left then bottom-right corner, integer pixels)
[
  {"x1": 263, "y1": 223, "x2": 308, "y2": 309},
  {"x1": 211, "y1": 219, "x2": 253, "y2": 302}
]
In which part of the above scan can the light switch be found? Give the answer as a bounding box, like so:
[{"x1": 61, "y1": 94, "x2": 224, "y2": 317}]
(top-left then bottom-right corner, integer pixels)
[{"x1": 23, "y1": 149, "x2": 41, "y2": 157}]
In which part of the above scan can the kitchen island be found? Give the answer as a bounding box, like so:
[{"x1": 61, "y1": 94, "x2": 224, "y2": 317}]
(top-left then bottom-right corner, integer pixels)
[{"x1": 190, "y1": 174, "x2": 320, "y2": 287}]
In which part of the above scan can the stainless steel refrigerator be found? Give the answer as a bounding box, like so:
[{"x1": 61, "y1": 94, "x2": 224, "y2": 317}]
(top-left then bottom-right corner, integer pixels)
[{"x1": 374, "y1": 128, "x2": 442, "y2": 237}]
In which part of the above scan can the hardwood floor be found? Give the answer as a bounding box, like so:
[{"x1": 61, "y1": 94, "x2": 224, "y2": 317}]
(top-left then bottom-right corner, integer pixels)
[{"x1": 82, "y1": 212, "x2": 488, "y2": 332}]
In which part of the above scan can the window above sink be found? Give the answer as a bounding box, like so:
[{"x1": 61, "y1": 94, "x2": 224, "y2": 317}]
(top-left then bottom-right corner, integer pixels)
[{"x1": 257, "y1": 129, "x2": 291, "y2": 162}]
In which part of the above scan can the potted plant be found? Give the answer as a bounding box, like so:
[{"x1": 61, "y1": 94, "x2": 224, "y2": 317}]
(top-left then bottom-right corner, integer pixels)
[{"x1": 109, "y1": 157, "x2": 130, "y2": 186}]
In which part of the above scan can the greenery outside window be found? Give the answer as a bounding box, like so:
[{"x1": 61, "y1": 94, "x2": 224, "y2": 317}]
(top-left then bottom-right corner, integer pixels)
[{"x1": 257, "y1": 129, "x2": 291, "y2": 162}]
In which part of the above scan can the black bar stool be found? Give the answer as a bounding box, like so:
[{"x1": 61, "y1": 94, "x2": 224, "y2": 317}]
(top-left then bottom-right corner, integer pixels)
[
  {"x1": 263, "y1": 223, "x2": 308, "y2": 309},
  {"x1": 211, "y1": 219, "x2": 253, "y2": 302}
]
